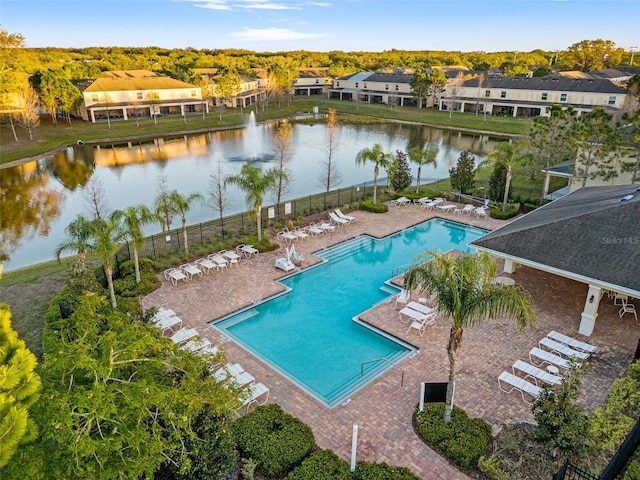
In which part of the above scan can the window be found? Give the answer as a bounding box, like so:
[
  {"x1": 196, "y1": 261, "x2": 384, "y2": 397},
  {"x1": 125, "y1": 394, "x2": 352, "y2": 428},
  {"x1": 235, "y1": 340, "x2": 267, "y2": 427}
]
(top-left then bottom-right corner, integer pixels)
[
  {"x1": 541, "y1": 92, "x2": 548, "y2": 101},
  {"x1": 191, "y1": 90, "x2": 196, "y2": 97},
  {"x1": 363, "y1": 83, "x2": 367, "y2": 89},
  {"x1": 500, "y1": 91, "x2": 507, "y2": 98},
  {"x1": 608, "y1": 96, "x2": 616, "y2": 105},
  {"x1": 315, "y1": 79, "x2": 319, "y2": 84},
  {"x1": 560, "y1": 93, "x2": 567, "y2": 102},
  {"x1": 485, "y1": 90, "x2": 491, "y2": 98},
  {"x1": 336, "y1": 81, "x2": 340, "y2": 87},
  {"x1": 355, "y1": 83, "x2": 359, "y2": 88},
  {"x1": 136, "y1": 92, "x2": 143, "y2": 100},
  {"x1": 395, "y1": 85, "x2": 399, "y2": 91},
  {"x1": 92, "y1": 94, "x2": 99, "y2": 102},
  {"x1": 385, "y1": 84, "x2": 389, "y2": 90}
]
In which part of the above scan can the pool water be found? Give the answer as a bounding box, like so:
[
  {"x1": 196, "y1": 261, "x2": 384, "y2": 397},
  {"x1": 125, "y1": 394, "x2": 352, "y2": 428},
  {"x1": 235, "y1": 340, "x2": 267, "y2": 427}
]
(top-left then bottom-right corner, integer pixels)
[{"x1": 212, "y1": 219, "x2": 487, "y2": 407}]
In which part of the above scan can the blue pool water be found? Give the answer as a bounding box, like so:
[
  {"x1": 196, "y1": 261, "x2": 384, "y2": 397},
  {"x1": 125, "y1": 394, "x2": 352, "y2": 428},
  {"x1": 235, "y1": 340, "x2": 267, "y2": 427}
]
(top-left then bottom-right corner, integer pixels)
[{"x1": 212, "y1": 219, "x2": 487, "y2": 406}]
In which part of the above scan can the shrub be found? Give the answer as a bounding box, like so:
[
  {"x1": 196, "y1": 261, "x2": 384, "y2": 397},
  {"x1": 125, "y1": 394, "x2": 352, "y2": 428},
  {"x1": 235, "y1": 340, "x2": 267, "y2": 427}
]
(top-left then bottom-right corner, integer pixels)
[
  {"x1": 521, "y1": 202, "x2": 538, "y2": 213},
  {"x1": 285, "y1": 449, "x2": 351, "y2": 480},
  {"x1": 113, "y1": 259, "x2": 160, "y2": 298},
  {"x1": 449, "y1": 150, "x2": 476, "y2": 195},
  {"x1": 415, "y1": 403, "x2": 492, "y2": 469},
  {"x1": 388, "y1": 150, "x2": 413, "y2": 193},
  {"x1": 352, "y1": 461, "x2": 421, "y2": 480},
  {"x1": 360, "y1": 199, "x2": 389, "y2": 213},
  {"x1": 489, "y1": 207, "x2": 519, "y2": 220},
  {"x1": 232, "y1": 404, "x2": 315, "y2": 478}
]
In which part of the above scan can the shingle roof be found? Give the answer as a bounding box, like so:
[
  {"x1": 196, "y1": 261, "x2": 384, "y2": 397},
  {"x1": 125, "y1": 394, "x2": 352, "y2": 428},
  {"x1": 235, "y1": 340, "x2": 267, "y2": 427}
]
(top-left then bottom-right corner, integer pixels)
[
  {"x1": 364, "y1": 73, "x2": 413, "y2": 84},
  {"x1": 461, "y1": 76, "x2": 627, "y2": 94},
  {"x1": 84, "y1": 76, "x2": 198, "y2": 92},
  {"x1": 470, "y1": 185, "x2": 640, "y2": 294}
]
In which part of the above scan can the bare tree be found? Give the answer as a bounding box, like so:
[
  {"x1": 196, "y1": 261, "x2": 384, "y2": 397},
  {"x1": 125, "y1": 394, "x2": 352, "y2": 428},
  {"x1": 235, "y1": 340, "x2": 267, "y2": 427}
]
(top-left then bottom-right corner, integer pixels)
[
  {"x1": 318, "y1": 108, "x2": 342, "y2": 199},
  {"x1": 82, "y1": 177, "x2": 111, "y2": 220},
  {"x1": 271, "y1": 120, "x2": 293, "y2": 214},
  {"x1": 17, "y1": 83, "x2": 39, "y2": 140},
  {"x1": 207, "y1": 159, "x2": 230, "y2": 226},
  {"x1": 101, "y1": 93, "x2": 114, "y2": 129}
]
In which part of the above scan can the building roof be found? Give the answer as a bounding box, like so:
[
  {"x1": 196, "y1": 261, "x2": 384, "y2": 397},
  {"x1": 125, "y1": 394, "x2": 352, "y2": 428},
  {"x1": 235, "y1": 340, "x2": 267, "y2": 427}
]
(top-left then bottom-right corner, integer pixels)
[
  {"x1": 103, "y1": 70, "x2": 159, "y2": 78},
  {"x1": 470, "y1": 184, "x2": 640, "y2": 294},
  {"x1": 460, "y1": 76, "x2": 628, "y2": 94},
  {"x1": 84, "y1": 75, "x2": 198, "y2": 92},
  {"x1": 364, "y1": 73, "x2": 413, "y2": 84}
]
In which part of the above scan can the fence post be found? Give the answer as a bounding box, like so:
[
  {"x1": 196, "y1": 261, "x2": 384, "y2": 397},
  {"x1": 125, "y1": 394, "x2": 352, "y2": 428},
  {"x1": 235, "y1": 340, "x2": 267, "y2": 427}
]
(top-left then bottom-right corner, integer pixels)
[
  {"x1": 152, "y1": 234, "x2": 156, "y2": 260},
  {"x1": 200, "y1": 223, "x2": 204, "y2": 246},
  {"x1": 241, "y1": 213, "x2": 245, "y2": 236},
  {"x1": 176, "y1": 230, "x2": 180, "y2": 251}
]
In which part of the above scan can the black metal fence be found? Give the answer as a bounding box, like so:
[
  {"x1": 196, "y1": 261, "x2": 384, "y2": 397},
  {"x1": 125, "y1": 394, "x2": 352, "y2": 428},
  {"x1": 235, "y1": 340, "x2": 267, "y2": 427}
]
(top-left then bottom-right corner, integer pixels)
[
  {"x1": 553, "y1": 461, "x2": 599, "y2": 480},
  {"x1": 115, "y1": 180, "x2": 377, "y2": 271}
]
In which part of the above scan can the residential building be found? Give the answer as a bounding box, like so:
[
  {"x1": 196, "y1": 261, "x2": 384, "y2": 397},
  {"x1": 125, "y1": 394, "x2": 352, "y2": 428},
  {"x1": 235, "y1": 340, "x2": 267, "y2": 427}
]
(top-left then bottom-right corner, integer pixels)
[
  {"x1": 440, "y1": 75, "x2": 628, "y2": 117},
  {"x1": 294, "y1": 68, "x2": 331, "y2": 96},
  {"x1": 78, "y1": 70, "x2": 207, "y2": 123},
  {"x1": 329, "y1": 72, "x2": 415, "y2": 106},
  {"x1": 194, "y1": 68, "x2": 266, "y2": 109}
]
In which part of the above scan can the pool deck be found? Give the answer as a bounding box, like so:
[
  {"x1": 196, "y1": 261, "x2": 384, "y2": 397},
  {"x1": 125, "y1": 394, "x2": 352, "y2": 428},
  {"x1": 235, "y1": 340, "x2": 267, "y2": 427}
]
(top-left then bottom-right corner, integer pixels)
[{"x1": 143, "y1": 204, "x2": 639, "y2": 480}]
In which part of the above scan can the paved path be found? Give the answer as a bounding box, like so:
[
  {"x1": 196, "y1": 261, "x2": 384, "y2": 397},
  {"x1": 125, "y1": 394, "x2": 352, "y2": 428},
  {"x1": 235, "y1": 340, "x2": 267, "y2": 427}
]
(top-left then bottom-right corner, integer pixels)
[{"x1": 143, "y1": 204, "x2": 638, "y2": 479}]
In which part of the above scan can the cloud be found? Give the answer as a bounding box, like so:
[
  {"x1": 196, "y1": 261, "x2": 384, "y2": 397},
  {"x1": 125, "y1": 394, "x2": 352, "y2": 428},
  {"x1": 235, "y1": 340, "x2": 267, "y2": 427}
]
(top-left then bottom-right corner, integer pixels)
[
  {"x1": 232, "y1": 0, "x2": 301, "y2": 10},
  {"x1": 191, "y1": 1, "x2": 232, "y2": 10},
  {"x1": 307, "y1": 1, "x2": 330, "y2": 6},
  {"x1": 229, "y1": 27, "x2": 326, "y2": 41}
]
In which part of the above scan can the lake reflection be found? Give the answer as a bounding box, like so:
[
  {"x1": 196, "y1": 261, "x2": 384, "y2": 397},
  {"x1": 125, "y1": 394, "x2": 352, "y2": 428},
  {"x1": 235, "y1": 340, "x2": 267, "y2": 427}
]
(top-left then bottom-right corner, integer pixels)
[{"x1": 0, "y1": 122, "x2": 498, "y2": 271}]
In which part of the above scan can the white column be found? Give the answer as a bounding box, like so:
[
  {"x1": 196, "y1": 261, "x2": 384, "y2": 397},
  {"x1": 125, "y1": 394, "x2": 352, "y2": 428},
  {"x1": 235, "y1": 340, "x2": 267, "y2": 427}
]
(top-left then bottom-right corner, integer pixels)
[
  {"x1": 579, "y1": 285, "x2": 601, "y2": 336},
  {"x1": 543, "y1": 172, "x2": 551, "y2": 199},
  {"x1": 504, "y1": 259, "x2": 515, "y2": 274}
]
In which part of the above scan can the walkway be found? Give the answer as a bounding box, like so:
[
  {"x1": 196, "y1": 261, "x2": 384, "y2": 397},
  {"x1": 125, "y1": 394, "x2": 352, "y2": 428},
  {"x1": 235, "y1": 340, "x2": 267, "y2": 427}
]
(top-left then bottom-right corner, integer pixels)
[{"x1": 143, "y1": 204, "x2": 638, "y2": 480}]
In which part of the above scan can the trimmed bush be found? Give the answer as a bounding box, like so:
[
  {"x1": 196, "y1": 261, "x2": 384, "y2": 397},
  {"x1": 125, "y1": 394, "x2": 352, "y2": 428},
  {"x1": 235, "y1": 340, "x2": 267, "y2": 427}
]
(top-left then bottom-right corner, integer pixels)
[
  {"x1": 360, "y1": 199, "x2": 389, "y2": 213},
  {"x1": 352, "y1": 461, "x2": 421, "y2": 480},
  {"x1": 113, "y1": 259, "x2": 160, "y2": 298},
  {"x1": 232, "y1": 404, "x2": 315, "y2": 478},
  {"x1": 285, "y1": 449, "x2": 351, "y2": 480},
  {"x1": 415, "y1": 403, "x2": 492, "y2": 469},
  {"x1": 489, "y1": 207, "x2": 519, "y2": 220},
  {"x1": 521, "y1": 202, "x2": 539, "y2": 213}
]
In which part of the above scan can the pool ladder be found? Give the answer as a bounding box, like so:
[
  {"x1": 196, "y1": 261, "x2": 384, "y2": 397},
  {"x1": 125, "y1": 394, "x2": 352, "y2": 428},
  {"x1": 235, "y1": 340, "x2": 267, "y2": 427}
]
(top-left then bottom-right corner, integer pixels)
[{"x1": 360, "y1": 358, "x2": 404, "y2": 387}]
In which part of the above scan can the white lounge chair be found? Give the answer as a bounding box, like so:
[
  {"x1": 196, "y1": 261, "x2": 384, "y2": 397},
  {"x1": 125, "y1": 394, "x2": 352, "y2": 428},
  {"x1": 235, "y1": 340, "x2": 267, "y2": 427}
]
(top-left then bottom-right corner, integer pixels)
[
  {"x1": 539, "y1": 337, "x2": 590, "y2": 360},
  {"x1": 195, "y1": 257, "x2": 218, "y2": 273},
  {"x1": 406, "y1": 301, "x2": 435, "y2": 316},
  {"x1": 212, "y1": 362, "x2": 244, "y2": 382},
  {"x1": 335, "y1": 208, "x2": 356, "y2": 222},
  {"x1": 328, "y1": 211, "x2": 349, "y2": 226},
  {"x1": 179, "y1": 337, "x2": 212, "y2": 353},
  {"x1": 240, "y1": 382, "x2": 269, "y2": 410},
  {"x1": 292, "y1": 227, "x2": 309, "y2": 240},
  {"x1": 475, "y1": 207, "x2": 488, "y2": 219},
  {"x1": 169, "y1": 327, "x2": 200, "y2": 345},
  {"x1": 164, "y1": 268, "x2": 188, "y2": 285},
  {"x1": 529, "y1": 347, "x2": 580, "y2": 371},
  {"x1": 319, "y1": 221, "x2": 335, "y2": 232},
  {"x1": 197, "y1": 345, "x2": 220, "y2": 358},
  {"x1": 406, "y1": 312, "x2": 437, "y2": 337},
  {"x1": 498, "y1": 371, "x2": 543, "y2": 405},
  {"x1": 237, "y1": 244, "x2": 259, "y2": 258},
  {"x1": 420, "y1": 201, "x2": 438, "y2": 210},
  {"x1": 207, "y1": 253, "x2": 228, "y2": 271},
  {"x1": 150, "y1": 307, "x2": 176, "y2": 323},
  {"x1": 454, "y1": 204, "x2": 476, "y2": 215},
  {"x1": 221, "y1": 250, "x2": 240, "y2": 267},
  {"x1": 277, "y1": 229, "x2": 298, "y2": 243},
  {"x1": 305, "y1": 223, "x2": 324, "y2": 236},
  {"x1": 391, "y1": 196, "x2": 411, "y2": 207},
  {"x1": 154, "y1": 315, "x2": 183, "y2": 334},
  {"x1": 181, "y1": 263, "x2": 203, "y2": 280},
  {"x1": 227, "y1": 370, "x2": 255, "y2": 389},
  {"x1": 547, "y1": 331, "x2": 597, "y2": 354},
  {"x1": 512, "y1": 359, "x2": 562, "y2": 386},
  {"x1": 395, "y1": 288, "x2": 410, "y2": 308}
]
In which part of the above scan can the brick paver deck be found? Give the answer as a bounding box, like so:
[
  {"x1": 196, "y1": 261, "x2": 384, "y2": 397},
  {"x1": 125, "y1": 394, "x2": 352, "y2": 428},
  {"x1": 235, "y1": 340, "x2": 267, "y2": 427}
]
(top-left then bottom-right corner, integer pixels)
[{"x1": 143, "y1": 204, "x2": 639, "y2": 480}]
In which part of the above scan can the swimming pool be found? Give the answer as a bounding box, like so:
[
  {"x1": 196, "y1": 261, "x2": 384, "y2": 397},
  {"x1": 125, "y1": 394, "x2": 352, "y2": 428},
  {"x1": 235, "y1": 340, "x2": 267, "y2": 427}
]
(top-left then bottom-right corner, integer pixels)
[{"x1": 212, "y1": 219, "x2": 487, "y2": 407}]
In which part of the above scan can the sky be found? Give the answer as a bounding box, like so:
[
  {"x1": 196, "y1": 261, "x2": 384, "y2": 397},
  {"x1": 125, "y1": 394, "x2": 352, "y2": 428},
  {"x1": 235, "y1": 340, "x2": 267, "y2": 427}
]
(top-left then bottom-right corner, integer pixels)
[{"x1": 2, "y1": 0, "x2": 639, "y2": 53}]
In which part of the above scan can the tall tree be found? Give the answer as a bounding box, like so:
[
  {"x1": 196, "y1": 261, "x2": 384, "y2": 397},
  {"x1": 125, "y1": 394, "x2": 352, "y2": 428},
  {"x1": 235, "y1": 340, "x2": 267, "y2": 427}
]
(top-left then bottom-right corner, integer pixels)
[
  {"x1": 271, "y1": 119, "x2": 293, "y2": 215},
  {"x1": 428, "y1": 69, "x2": 447, "y2": 109},
  {"x1": 355, "y1": 143, "x2": 393, "y2": 205},
  {"x1": 113, "y1": 204, "x2": 158, "y2": 283},
  {"x1": 449, "y1": 150, "x2": 476, "y2": 195},
  {"x1": 17, "y1": 83, "x2": 39, "y2": 141},
  {"x1": 619, "y1": 109, "x2": 640, "y2": 184},
  {"x1": 0, "y1": 304, "x2": 42, "y2": 469},
  {"x1": 82, "y1": 177, "x2": 110, "y2": 221},
  {"x1": 215, "y1": 70, "x2": 241, "y2": 120},
  {"x1": 87, "y1": 213, "x2": 128, "y2": 309},
  {"x1": 564, "y1": 39, "x2": 624, "y2": 71},
  {"x1": 404, "y1": 250, "x2": 535, "y2": 422},
  {"x1": 409, "y1": 68, "x2": 431, "y2": 109},
  {"x1": 54, "y1": 213, "x2": 93, "y2": 274},
  {"x1": 409, "y1": 145, "x2": 438, "y2": 194},
  {"x1": 207, "y1": 159, "x2": 231, "y2": 227},
  {"x1": 482, "y1": 141, "x2": 531, "y2": 211},
  {"x1": 318, "y1": 108, "x2": 342, "y2": 199},
  {"x1": 168, "y1": 190, "x2": 204, "y2": 256},
  {"x1": 572, "y1": 107, "x2": 616, "y2": 188},
  {"x1": 225, "y1": 164, "x2": 278, "y2": 242},
  {"x1": 154, "y1": 176, "x2": 174, "y2": 235},
  {"x1": 388, "y1": 150, "x2": 413, "y2": 193}
]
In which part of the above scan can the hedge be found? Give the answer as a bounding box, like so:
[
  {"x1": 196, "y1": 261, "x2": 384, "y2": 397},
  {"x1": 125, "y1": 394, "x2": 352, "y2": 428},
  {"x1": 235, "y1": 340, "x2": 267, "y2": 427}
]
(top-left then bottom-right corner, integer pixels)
[
  {"x1": 415, "y1": 403, "x2": 492, "y2": 469},
  {"x1": 232, "y1": 404, "x2": 315, "y2": 478},
  {"x1": 359, "y1": 199, "x2": 389, "y2": 213},
  {"x1": 285, "y1": 449, "x2": 351, "y2": 480}
]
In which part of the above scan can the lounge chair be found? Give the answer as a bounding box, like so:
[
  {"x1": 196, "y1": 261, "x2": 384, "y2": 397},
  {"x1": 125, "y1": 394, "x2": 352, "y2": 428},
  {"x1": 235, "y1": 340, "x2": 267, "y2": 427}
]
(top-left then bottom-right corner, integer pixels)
[
  {"x1": 547, "y1": 330, "x2": 597, "y2": 354},
  {"x1": 227, "y1": 370, "x2": 255, "y2": 389},
  {"x1": 406, "y1": 312, "x2": 437, "y2": 337},
  {"x1": 180, "y1": 263, "x2": 203, "y2": 279},
  {"x1": 395, "y1": 288, "x2": 410, "y2": 308},
  {"x1": 454, "y1": 204, "x2": 476, "y2": 215},
  {"x1": 212, "y1": 362, "x2": 244, "y2": 382},
  {"x1": 400, "y1": 306, "x2": 436, "y2": 328},
  {"x1": 529, "y1": 346, "x2": 580, "y2": 371},
  {"x1": 319, "y1": 221, "x2": 335, "y2": 232},
  {"x1": 277, "y1": 229, "x2": 298, "y2": 243},
  {"x1": 169, "y1": 327, "x2": 200, "y2": 345},
  {"x1": 328, "y1": 211, "x2": 349, "y2": 226},
  {"x1": 241, "y1": 382, "x2": 269, "y2": 409},
  {"x1": 292, "y1": 227, "x2": 309, "y2": 240},
  {"x1": 164, "y1": 268, "x2": 188, "y2": 285},
  {"x1": 195, "y1": 257, "x2": 218, "y2": 273},
  {"x1": 475, "y1": 207, "x2": 488, "y2": 219},
  {"x1": 414, "y1": 197, "x2": 431, "y2": 205},
  {"x1": 154, "y1": 315, "x2": 183, "y2": 334},
  {"x1": 150, "y1": 307, "x2": 176, "y2": 323},
  {"x1": 197, "y1": 345, "x2": 220, "y2": 358},
  {"x1": 406, "y1": 301, "x2": 435, "y2": 316},
  {"x1": 539, "y1": 337, "x2": 590, "y2": 360},
  {"x1": 498, "y1": 371, "x2": 543, "y2": 405},
  {"x1": 179, "y1": 337, "x2": 212, "y2": 353},
  {"x1": 335, "y1": 208, "x2": 356, "y2": 222},
  {"x1": 207, "y1": 253, "x2": 228, "y2": 271},
  {"x1": 420, "y1": 201, "x2": 438, "y2": 210},
  {"x1": 391, "y1": 196, "x2": 411, "y2": 207},
  {"x1": 220, "y1": 249, "x2": 241, "y2": 267},
  {"x1": 305, "y1": 223, "x2": 324, "y2": 236},
  {"x1": 512, "y1": 359, "x2": 562, "y2": 386},
  {"x1": 237, "y1": 244, "x2": 259, "y2": 258}
]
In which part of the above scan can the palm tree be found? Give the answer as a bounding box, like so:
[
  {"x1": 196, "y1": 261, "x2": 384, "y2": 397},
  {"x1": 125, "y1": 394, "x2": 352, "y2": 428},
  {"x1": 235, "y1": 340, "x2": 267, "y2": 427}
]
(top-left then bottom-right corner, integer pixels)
[
  {"x1": 404, "y1": 250, "x2": 536, "y2": 423},
  {"x1": 54, "y1": 214, "x2": 93, "y2": 274},
  {"x1": 113, "y1": 204, "x2": 158, "y2": 283},
  {"x1": 168, "y1": 190, "x2": 204, "y2": 256},
  {"x1": 87, "y1": 214, "x2": 127, "y2": 309},
  {"x1": 482, "y1": 141, "x2": 531, "y2": 212},
  {"x1": 409, "y1": 145, "x2": 439, "y2": 194},
  {"x1": 355, "y1": 143, "x2": 393, "y2": 205},
  {"x1": 225, "y1": 164, "x2": 278, "y2": 242}
]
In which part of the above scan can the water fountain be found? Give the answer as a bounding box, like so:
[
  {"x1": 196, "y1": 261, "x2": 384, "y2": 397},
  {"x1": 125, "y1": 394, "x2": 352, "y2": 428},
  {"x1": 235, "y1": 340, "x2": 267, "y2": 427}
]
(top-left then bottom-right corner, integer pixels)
[{"x1": 229, "y1": 111, "x2": 274, "y2": 163}]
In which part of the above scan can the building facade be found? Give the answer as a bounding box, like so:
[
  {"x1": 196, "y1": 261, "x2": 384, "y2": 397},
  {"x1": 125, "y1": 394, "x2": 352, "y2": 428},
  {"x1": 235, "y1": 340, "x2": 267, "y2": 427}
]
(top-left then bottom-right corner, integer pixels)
[{"x1": 329, "y1": 72, "x2": 416, "y2": 106}]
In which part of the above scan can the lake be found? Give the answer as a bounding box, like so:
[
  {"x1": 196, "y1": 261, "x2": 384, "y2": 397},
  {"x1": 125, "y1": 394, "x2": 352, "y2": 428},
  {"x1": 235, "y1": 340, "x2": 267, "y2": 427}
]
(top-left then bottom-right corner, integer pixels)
[{"x1": 0, "y1": 121, "x2": 499, "y2": 271}]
